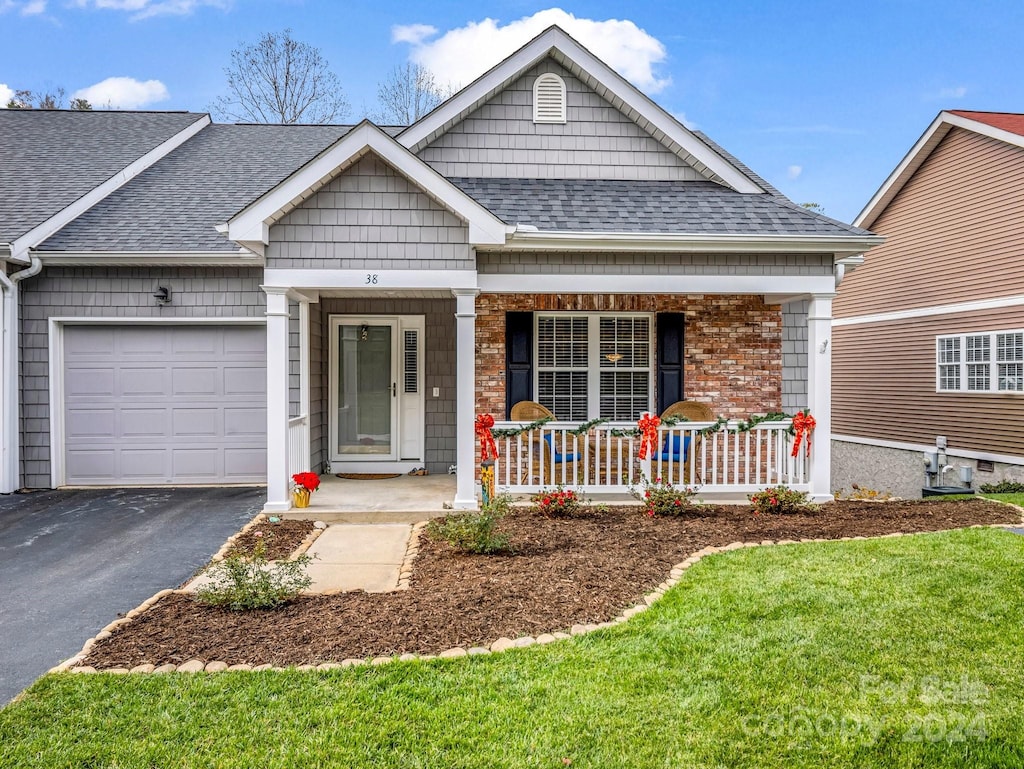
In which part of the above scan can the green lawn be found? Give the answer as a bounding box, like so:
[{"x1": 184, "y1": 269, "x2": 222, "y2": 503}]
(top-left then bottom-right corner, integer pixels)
[{"x1": 2, "y1": 527, "x2": 1023, "y2": 768}]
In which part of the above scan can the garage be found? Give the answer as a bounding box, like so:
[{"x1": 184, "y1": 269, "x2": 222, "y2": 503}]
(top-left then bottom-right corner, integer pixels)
[{"x1": 60, "y1": 324, "x2": 267, "y2": 485}]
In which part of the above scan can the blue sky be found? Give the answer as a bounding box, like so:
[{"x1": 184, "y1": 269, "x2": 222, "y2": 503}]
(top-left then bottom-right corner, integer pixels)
[{"x1": 3, "y1": 0, "x2": 1024, "y2": 222}]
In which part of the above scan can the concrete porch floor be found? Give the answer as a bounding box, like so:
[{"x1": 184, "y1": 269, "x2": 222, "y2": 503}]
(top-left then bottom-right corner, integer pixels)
[{"x1": 283, "y1": 473, "x2": 457, "y2": 523}]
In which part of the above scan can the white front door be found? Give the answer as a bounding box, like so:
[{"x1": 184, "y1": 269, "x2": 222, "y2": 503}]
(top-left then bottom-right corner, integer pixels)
[{"x1": 329, "y1": 315, "x2": 423, "y2": 467}]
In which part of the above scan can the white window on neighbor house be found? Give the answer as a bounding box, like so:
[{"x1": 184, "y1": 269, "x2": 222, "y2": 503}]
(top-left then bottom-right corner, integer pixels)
[
  {"x1": 936, "y1": 330, "x2": 1024, "y2": 393},
  {"x1": 536, "y1": 314, "x2": 652, "y2": 420},
  {"x1": 533, "y1": 72, "x2": 567, "y2": 124}
]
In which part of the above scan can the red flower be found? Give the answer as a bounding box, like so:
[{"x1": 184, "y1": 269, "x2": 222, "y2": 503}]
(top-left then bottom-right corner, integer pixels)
[{"x1": 292, "y1": 472, "x2": 320, "y2": 492}]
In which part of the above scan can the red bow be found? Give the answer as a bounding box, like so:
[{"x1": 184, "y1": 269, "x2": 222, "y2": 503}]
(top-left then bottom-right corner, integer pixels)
[
  {"x1": 791, "y1": 410, "x2": 816, "y2": 458},
  {"x1": 475, "y1": 414, "x2": 498, "y2": 461},
  {"x1": 637, "y1": 413, "x2": 661, "y2": 460}
]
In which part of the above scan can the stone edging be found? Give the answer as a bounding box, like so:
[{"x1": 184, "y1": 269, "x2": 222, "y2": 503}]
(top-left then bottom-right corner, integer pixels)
[
  {"x1": 397, "y1": 521, "x2": 427, "y2": 591},
  {"x1": 54, "y1": 515, "x2": 1022, "y2": 675}
]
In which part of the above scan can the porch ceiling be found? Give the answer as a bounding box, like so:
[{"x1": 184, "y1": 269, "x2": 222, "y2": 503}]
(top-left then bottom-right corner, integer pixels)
[{"x1": 301, "y1": 288, "x2": 455, "y2": 300}]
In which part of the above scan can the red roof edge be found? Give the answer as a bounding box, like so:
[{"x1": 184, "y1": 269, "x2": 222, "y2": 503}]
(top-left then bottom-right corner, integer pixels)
[{"x1": 948, "y1": 110, "x2": 1024, "y2": 137}]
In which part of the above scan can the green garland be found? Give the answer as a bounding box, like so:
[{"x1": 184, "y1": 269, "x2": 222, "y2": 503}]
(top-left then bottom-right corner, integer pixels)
[{"x1": 490, "y1": 412, "x2": 797, "y2": 440}]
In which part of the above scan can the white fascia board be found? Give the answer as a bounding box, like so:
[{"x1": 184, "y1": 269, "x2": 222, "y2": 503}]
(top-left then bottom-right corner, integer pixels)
[
  {"x1": 854, "y1": 111, "x2": 1024, "y2": 229},
  {"x1": 263, "y1": 268, "x2": 479, "y2": 291},
  {"x1": 10, "y1": 114, "x2": 210, "y2": 261},
  {"x1": 499, "y1": 229, "x2": 882, "y2": 257},
  {"x1": 833, "y1": 433, "x2": 1024, "y2": 467},
  {"x1": 478, "y1": 273, "x2": 835, "y2": 295},
  {"x1": 834, "y1": 292, "x2": 1024, "y2": 327},
  {"x1": 225, "y1": 122, "x2": 508, "y2": 246},
  {"x1": 36, "y1": 250, "x2": 265, "y2": 267},
  {"x1": 397, "y1": 27, "x2": 763, "y2": 194}
]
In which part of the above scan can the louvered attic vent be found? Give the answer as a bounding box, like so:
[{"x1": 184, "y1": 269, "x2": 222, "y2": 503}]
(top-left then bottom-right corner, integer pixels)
[{"x1": 533, "y1": 73, "x2": 567, "y2": 124}]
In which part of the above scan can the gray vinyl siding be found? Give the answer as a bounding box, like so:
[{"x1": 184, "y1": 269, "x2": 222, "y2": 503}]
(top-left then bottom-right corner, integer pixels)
[
  {"x1": 288, "y1": 299, "x2": 300, "y2": 418},
  {"x1": 476, "y1": 251, "x2": 834, "y2": 275},
  {"x1": 18, "y1": 266, "x2": 264, "y2": 489},
  {"x1": 319, "y1": 298, "x2": 456, "y2": 475},
  {"x1": 782, "y1": 299, "x2": 809, "y2": 411},
  {"x1": 266, "y1": 153, "x2": 473, "y2": 271},
  {"x1": 309, "y1": 302, "x2": 326, "y2": 473},
  {"x1": 418, "y1": 59, "x2": 707, "y2": 181}
]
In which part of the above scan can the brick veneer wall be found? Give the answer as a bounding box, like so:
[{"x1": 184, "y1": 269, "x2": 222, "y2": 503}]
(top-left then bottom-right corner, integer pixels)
[{"x1": 476, "y1": 293, "x2": 782, "y2": 419}]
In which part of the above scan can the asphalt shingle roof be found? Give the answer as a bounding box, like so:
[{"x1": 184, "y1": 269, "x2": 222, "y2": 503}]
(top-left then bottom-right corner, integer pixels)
[
  {"x1": 449, "y1": 178, "x2": 873, "y2": 237},
  {"x1": 0, "y1": 110, "x2": 206, "y2": 244},
  {"x1": 39, "y1": 123, "x2": 360, "y2": 252}
]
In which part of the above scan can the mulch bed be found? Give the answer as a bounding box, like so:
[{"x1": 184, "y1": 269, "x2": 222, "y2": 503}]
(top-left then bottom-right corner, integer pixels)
[
  {"x1": 83, "y1": 499, "x2": 1020, "y2": 669},
  {"x1": 225, "y1": 520, "x2": 315, "y2": 561}
]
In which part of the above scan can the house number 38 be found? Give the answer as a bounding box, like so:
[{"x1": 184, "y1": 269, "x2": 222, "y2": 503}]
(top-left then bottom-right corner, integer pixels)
[{"x1": 365, "y1": 274, "x2": 379, "y2": 284}]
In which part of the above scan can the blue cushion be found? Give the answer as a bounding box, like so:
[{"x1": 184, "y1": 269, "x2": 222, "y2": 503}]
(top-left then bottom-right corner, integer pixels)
[
  {"x1": 543, "y1": 433, "x2": 579, "y2": 463},
  {"x1": 655, "y1": 434, "x2": 691, "y2": 462}
]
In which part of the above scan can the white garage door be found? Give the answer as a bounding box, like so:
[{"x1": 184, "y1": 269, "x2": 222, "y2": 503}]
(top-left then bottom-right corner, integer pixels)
[{"x1": 62, "y1": 324, "x2": 267, "y2": 485}]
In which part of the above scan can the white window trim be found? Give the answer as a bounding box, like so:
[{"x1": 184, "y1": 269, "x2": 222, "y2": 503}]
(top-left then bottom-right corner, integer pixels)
[
  {"x1": 533, "y1": 312, "x2": 654, "y2": 420},
  {"x1": 533, "y1": 73, "x2": 567, "y2": 124},
  {"x1": 935, "y1": 329, "x2": 1024, "y2": 394}
]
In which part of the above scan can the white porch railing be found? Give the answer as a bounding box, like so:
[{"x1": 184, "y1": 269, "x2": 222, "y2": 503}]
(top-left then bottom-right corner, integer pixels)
[
  {"x1": 492, "y1": 419, "x2": 809, "y2": 494},
  {"x1": 288, "y1": 415, "x2": 310, "y2": 474}
]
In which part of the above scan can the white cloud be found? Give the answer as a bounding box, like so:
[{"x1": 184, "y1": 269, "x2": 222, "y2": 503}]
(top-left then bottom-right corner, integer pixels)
[
  {"x1": 397, "y1": 8, "x2": 670, "y2": 94},
  {"x1": 391, "y1": 23, "x2": 437, "y2": 45},
  {"x1": 0, "y1": 83, "x2": 13, "y2": 106},
  {"x1": 73, "y1": 76, "x2": 169, "y2": 108},
  {"x1": 787, "y1": 165, "x2": 803, "y2": 180},
  {"x1": 670, "y1": 110, "x2": 697, "y2": 130},
  {"x1": 20, "y1": 0, "x2": 45, "y2": 15},
  {"x1": 72, "y1": 0, "x2": 229, "y2": 20},
  {"x1": 938, "y1": 85, "x2": 968, "y2": 99}
]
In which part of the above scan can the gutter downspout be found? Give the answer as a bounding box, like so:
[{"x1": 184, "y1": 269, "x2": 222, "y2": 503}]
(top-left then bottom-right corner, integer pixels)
[{"x1": 0, "y1": 255, "x2": 42, "y2": 493}]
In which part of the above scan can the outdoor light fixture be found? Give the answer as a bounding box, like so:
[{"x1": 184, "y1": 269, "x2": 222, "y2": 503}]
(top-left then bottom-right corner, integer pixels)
[
  {"x1": 152, "y1": 286, "x2": 171, "y2": 304},
  {"x1": 360, "y1": 324, "x2": 369, "y2": 341}
]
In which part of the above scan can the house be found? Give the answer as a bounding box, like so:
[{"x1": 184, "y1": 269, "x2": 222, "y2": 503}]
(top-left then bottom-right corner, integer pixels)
[
  {"x1": 833, "y1": 110, "x2": 1024, "y2": 497},
  {"x1": 0, "y1": 26, "x2": 880, "y2": 511}
]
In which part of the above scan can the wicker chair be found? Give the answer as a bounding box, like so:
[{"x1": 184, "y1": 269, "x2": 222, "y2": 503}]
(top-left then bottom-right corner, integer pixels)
[
  {"x1": 655, "y1": 401, "x2": 715, "y2": 484},
  {"x1": 508, "y1": 401, "x2": 582, "y2": 484}
]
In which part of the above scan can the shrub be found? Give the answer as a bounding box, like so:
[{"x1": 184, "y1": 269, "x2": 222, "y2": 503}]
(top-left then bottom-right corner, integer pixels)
[
  {"x1": 979, "y1": 480, "x2": 1024, "y2": 494},
  {"x1": 532, "y1": 486, "x2": 584, "y2": 517},
  {"x1": 428, "y1": 495, "x2": 512, "y2": 554},
  {"x1": 750, "y1": 485, "x2": 812, "y2": 514},
  {"x1": 195, "y1": 531, "x2": 312, "y2": 610},
  {"x1": 630, "y1": 475, "x2": 696, "y2": 517}
]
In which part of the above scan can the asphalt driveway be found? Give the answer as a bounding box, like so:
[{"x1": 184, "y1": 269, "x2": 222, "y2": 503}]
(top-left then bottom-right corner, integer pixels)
[{"x1": 0, "y1": 486, "x2": 266, "y2": 704}]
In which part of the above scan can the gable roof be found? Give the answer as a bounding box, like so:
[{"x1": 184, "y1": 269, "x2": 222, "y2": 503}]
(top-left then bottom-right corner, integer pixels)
[
  {"x1": 39, "y1": 122, "x2": 357, "y2": 254},
  {"x1": 223, "y1": 121, "x2": 510, "y2": 253},
  {"x1": 856, "y1": 109, "x2": 1024, "y2": 228},
  {"x1": 396, "y1": 26, "x2": 764, "y2": 194},
  {"x1": 0, "y1": 110, "x2": 208, "y2": 256}
]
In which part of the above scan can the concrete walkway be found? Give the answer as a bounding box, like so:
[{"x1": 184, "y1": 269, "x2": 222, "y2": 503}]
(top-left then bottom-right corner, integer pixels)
[{"x1": 303, "y1": 524, "x2": 412, "y2": 593}]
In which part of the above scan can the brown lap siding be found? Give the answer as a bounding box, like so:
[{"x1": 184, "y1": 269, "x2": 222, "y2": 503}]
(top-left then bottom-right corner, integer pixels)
[{"x1": 475, "y1": 293, "x2": 782, "y2": 419}]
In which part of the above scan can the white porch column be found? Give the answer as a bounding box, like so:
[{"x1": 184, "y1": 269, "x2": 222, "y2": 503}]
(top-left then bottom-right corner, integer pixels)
[
  {"x1": 298, "y1": 296, "x2": 312, "y2": 472},
  {"x1": 453, "y1": 288, "x2": 480, "y2": 510},
  {"x1": 263, "y1": 286, "x2": 292, "y2": 512},
  {"x1": 806, "y1": 293, "x2": 834, "y2": 503}
]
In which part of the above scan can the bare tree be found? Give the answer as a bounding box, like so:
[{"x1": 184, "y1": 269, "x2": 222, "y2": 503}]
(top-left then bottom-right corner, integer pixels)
[
  {"x1": 5, "y1": 87, "x2": 91, "y2": 110},
  {"x1": 211, "y1": 29, "x2": 350, "y2": 124},
  {"x1": 374, "y1": 63, "x2": 451, "y2": 125}
]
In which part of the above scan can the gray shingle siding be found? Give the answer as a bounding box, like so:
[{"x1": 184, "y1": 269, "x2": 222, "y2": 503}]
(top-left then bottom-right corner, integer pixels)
[
  {"x1": 289, "y1": 300, "x2": 300, "y2": 419},
  {"x1": 266, "y1": 153, "x2": 473, "y2": 270},
  {"x1": 417, "y1": 59, "x2": 706, "y2": 181},
  {"x1": 318, "y1": 298, "x2": 456, "y2": 475},
  {"x1": 782, "y1": 299, "x2": 809, "y2": 411},
  {"x1": 476, "y1": 251, "x2": 834, "y2": 276},
  {"x1": 18, "y1": 266, "x2": 264, "y2": 488},
  {"x1": 309, "y1": 302, "x2": 326, "y2": 473}
]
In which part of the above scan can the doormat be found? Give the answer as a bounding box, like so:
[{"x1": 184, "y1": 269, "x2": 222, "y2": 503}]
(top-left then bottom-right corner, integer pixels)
[{"x1": 335, "y1": 473, "x2": 402, "y2": 480}]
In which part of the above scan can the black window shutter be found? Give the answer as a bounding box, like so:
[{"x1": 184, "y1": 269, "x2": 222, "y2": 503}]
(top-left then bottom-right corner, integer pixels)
[
  {"x1": 505, "y1": 311, "x2": 534, "y2": 418},
  {"x1": 656, "y1": 312, "x2": 685, "y2": 414}
]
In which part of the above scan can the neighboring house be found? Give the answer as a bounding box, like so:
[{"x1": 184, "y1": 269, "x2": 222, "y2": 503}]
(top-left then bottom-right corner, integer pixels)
[
  {"x1": 0, "y1": 26, "x2": 879, "y2": 510},
  {"x1": 833, "y1": 110, "x2": 1024, "y2": 497}
]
